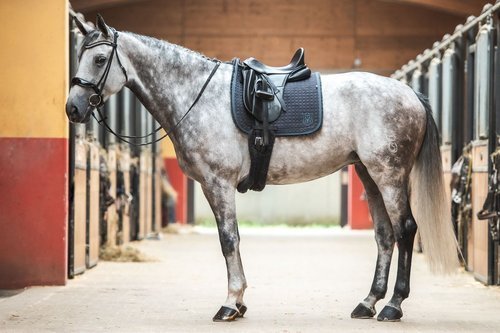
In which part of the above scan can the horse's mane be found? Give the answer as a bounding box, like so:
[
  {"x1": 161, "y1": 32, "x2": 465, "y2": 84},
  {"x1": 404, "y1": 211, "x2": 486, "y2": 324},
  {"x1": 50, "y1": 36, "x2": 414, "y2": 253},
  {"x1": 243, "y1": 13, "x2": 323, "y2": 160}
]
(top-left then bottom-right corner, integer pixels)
[
  {"x1": 78, "y1": 28, "x2": 215, "y2": 64},
  {"x1": 126, "y1": 32, "x2": 214, "y2": 62}
]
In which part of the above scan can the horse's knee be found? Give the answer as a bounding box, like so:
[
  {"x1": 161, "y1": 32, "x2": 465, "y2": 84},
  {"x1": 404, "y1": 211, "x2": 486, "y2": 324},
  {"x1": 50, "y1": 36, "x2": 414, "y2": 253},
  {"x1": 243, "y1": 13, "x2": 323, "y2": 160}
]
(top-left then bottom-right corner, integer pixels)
[{"x1": 218, "y1": 226, "x2": 239, "y2": 257}]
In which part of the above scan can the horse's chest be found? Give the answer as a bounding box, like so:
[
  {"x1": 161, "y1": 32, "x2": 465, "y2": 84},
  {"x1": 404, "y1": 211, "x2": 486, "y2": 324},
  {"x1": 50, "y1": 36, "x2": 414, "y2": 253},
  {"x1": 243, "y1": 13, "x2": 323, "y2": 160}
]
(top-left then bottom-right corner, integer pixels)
[{"x1": 173, "y1": 129, "x2": 244, "y2": 182}]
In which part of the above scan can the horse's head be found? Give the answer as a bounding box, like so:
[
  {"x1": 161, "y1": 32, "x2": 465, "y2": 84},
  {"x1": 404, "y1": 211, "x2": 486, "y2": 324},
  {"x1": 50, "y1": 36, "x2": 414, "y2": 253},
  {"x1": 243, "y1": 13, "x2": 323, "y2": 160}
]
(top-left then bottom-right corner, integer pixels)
[{"x1": 66, "y1": 15, "x2": 128, "y2": 123}]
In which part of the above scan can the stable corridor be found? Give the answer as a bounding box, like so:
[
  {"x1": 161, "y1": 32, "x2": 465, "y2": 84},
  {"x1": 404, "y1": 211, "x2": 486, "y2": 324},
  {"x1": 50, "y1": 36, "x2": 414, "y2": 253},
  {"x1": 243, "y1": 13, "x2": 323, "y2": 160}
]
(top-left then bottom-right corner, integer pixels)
[{"x1": 1, "y1": 228, "x2": 499, "y2": 332}]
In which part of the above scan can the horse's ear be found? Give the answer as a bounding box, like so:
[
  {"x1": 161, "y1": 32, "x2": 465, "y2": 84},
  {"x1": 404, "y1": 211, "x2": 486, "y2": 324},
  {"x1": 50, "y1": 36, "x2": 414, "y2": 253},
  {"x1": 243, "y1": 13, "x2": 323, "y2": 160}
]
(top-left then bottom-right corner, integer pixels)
[
  {"x1": 73, "y1": 15, "x2": 90, "y2": 36},
  {"x1": 96, "y1": 14, "x2": 111, "y2": 38}
]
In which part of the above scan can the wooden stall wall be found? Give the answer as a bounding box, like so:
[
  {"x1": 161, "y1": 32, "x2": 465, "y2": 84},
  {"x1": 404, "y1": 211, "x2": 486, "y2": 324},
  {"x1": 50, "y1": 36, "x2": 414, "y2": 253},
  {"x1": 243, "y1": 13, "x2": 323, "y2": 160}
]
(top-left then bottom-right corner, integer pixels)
[{"x1": 393, "y1": 2, "x2": 500, "y2": 285}]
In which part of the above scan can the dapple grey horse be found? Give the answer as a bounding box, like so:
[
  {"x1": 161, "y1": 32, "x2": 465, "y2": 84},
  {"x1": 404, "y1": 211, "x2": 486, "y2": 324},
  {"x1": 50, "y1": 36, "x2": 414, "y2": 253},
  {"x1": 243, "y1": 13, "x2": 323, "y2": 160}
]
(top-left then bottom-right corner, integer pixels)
[{"x1": 66, "y1": 15, "x2": 458, "y2": 322}]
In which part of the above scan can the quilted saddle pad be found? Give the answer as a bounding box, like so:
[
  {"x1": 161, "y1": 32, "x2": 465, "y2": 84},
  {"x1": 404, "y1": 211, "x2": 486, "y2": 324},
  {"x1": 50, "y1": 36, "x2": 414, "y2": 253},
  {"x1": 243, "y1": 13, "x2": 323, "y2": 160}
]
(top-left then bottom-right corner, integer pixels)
[{"x1": 230, "y1": 59, "x2": 323, "y2": 137}]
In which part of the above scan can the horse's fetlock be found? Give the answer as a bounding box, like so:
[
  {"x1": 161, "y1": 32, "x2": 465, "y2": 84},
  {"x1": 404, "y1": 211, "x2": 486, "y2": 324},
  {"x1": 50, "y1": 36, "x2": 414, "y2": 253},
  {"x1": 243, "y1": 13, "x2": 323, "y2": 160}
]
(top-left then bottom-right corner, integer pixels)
[
  {"x1": 229, "y1": 286, "x2": 243, "y2": 295},
  {"x1": 375, "y1": 290, "x2": 387, "y2": 300},
  {"x1": 394, "y1": 282, "x2": 410, "y2": 300},
  {"x1": 370, "y1": 287, "x2": 386, "y2": 301}
]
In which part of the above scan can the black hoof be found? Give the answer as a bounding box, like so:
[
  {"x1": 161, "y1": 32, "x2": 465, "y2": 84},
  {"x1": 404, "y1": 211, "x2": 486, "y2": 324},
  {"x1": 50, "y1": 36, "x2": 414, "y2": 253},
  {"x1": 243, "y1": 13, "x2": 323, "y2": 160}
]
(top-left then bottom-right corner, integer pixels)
[
  {"x1": 236, "y1": 303, "x2": 247, "y2": 317},
  {"x1": 377, "y1": 305, "x2": 402, "y2": 322},
  {"x1": 213, "y1": 306, "x2": 239, "y2": 322},
  {"x1": 351, "y1": 303, "x2": 376, "y2": 319}
]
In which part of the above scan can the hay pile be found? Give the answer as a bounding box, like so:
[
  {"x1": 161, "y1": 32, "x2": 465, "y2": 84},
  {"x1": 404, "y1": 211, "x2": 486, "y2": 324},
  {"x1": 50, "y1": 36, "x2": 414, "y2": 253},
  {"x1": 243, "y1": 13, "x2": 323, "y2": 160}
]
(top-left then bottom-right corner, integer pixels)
[
  {"x1": 99, "y1": 245, "x2": 155, "y2": 262},
  {"x1": 162, "y1": 223, "x2": 195, "y2": 234}
]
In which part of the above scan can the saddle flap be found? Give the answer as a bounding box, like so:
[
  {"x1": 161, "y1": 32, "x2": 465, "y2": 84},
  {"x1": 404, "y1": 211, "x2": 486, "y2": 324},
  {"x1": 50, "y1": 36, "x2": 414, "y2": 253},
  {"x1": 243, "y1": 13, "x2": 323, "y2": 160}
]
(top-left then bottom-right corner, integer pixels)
[{"x1": 242, "y1": 69, "x2": 283, "y2": 123}]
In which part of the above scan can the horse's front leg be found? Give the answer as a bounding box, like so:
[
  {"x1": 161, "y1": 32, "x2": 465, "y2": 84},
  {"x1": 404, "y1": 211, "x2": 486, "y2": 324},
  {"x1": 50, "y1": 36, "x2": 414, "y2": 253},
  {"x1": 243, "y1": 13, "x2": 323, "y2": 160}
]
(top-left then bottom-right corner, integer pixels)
[{"x1": 201, "y1": 181, "x2": 247, "y2": 322}]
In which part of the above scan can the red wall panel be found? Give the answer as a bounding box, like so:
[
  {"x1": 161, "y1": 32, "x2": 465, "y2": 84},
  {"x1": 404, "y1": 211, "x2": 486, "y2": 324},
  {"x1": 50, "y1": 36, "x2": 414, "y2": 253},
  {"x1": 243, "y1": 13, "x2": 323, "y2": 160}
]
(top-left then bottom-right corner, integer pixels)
[
  {"x1": 0, "y1": 138, "x2": 68, "y2": 288},
  {"x1": 164, "y1": 158, "x2": 187, "y2": 224},
  {"x1": 347, "y1": 165, "x2": 373, "y2": 230}
]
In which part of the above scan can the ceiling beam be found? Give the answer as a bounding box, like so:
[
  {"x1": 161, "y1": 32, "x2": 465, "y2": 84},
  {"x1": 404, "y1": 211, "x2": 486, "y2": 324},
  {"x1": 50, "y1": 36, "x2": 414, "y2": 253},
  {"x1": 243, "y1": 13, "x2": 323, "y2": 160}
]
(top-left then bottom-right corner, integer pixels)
[
  {"x1": 72, "y1": 0, "x2": 490, "y2": 17},
  {"x1": 382, "y1": 0, "x2": 490, "y2": 16},
  {"x1": 70, "y1": 0, "x2": 149, "y2": 13}
]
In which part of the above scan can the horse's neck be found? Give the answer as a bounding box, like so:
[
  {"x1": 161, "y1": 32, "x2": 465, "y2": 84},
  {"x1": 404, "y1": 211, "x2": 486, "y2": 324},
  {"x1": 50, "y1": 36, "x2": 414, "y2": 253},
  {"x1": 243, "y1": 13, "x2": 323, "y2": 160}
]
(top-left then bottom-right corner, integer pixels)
[{"x1": 121, "y1": 32, "x2": 215, "y2": 134}]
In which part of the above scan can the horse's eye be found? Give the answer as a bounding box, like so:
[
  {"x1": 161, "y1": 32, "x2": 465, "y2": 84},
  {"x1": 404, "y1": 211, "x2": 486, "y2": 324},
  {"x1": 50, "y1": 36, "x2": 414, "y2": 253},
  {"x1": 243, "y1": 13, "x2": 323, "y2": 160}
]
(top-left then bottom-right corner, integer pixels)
[{"x1": 95, "y1": 56, "x2": 107, "y2": 66}]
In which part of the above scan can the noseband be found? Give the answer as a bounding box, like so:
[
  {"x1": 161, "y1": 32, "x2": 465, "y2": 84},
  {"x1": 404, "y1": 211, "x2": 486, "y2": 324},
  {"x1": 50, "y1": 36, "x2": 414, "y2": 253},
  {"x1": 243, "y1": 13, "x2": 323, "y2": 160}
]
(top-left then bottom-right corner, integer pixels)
[{"x1": 71, "y1": 29, "x2": 128, "y2": 107}]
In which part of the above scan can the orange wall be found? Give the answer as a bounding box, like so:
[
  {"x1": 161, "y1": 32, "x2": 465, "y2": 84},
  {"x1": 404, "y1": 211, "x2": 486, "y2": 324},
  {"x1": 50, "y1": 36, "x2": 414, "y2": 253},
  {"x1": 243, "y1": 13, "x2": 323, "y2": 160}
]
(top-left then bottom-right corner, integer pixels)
[
  {"x1": 0, "y1": 2, "x2": 69, "y2": 137},
  {"x1": 0, "y1": 0, "x2": 69, "y2": 288}
]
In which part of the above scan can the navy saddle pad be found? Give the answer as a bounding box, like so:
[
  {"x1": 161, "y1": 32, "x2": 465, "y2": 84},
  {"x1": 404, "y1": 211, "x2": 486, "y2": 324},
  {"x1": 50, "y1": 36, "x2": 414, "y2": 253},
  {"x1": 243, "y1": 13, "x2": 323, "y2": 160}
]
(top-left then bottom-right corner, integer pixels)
[{"x1": 230, "y1": 59, "x2": 323, "y2": 136}]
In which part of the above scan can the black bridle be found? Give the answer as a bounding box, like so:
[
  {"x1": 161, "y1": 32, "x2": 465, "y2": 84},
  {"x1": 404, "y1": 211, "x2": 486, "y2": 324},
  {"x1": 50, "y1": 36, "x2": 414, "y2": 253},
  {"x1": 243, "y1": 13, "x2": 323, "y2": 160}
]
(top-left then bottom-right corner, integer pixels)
[
  {"x1": 71, "y1": 29, "x2": 221, "y2": 146},
  {"x1": 71, "y1": 29, "x2": 128, "y2": 108}
]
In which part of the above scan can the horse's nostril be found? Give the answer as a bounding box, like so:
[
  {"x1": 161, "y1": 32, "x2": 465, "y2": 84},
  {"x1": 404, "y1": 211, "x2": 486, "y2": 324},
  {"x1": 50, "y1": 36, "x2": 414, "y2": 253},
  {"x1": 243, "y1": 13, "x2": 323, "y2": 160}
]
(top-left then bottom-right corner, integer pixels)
[{"x1": 71, "y1": 105, "x2": 79, "y2": 115}]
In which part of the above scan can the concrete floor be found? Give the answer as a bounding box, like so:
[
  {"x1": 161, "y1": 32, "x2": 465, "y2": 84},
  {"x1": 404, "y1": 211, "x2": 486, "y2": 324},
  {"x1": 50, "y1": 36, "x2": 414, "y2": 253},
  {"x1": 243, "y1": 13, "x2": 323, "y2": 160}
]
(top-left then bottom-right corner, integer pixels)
[{"x1": 1, "y1": 227, "x2": 500, "y2": 333}]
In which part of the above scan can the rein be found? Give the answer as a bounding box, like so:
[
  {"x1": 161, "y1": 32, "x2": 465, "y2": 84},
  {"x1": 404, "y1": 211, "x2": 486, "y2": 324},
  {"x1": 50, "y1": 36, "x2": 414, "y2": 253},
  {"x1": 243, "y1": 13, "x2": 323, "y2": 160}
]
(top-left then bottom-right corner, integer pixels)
[
  {"x1": 93, "y1": 60, "x2": 220, "y2": 147},
  {"x1": 71, "y1": 30, "x2": 221, "y2": 146}
]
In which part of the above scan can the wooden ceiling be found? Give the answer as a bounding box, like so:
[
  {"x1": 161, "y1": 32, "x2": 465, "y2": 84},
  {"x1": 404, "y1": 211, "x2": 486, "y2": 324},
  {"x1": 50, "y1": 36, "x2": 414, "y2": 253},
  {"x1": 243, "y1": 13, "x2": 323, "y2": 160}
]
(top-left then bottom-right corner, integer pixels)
[
  {"x1": 69, "y1": 0, "x2": 494, "y2": 74},
  {"x1": 71, "y1": 0, "x2": 491, "y2": 17}
]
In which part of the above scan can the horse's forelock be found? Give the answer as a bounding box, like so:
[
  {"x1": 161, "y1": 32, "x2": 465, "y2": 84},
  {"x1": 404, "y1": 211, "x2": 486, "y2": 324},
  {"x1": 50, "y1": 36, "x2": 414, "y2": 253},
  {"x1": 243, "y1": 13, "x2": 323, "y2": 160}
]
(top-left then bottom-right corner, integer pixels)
[{"x1": 78, "y1": 30, "x2": 102, "y2": 59}]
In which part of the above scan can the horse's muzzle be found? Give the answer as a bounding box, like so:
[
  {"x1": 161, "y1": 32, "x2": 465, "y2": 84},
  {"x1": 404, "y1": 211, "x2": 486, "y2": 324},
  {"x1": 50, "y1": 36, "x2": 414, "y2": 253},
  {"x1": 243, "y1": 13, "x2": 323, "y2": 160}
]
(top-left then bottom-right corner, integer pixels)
[{"x1": 66, "y1": 100, "x2": 92, "y2": 123}]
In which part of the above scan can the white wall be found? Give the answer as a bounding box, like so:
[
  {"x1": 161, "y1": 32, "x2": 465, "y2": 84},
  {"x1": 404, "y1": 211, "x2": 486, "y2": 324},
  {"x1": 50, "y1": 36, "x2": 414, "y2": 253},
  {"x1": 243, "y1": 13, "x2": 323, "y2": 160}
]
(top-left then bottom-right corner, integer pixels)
[{"x1": 194, "y1": 173, "x2": 340, "y2": 225}]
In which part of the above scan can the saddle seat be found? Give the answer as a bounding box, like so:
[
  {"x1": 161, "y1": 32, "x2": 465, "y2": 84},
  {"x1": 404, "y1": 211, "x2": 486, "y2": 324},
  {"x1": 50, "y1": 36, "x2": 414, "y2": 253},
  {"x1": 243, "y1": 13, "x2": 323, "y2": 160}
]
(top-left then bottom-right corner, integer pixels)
[{"x1": 244, "y1": 48, "x2": 307, "y2": 76}]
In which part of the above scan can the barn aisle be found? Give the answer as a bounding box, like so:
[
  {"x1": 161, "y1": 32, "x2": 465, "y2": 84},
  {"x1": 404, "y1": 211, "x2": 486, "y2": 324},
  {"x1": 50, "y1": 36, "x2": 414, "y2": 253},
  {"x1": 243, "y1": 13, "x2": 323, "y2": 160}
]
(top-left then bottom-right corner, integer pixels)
[{"x1": 1, "y1": 227, "x2": 499, "y2": 332}]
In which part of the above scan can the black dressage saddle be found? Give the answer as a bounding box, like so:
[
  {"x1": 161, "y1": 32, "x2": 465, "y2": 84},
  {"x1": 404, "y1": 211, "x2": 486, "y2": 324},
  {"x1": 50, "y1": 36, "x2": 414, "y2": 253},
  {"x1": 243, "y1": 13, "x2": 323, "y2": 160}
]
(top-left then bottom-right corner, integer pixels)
[
  {"x1": 241, "y1": 48, "x2": 311, "y2": 145},
  {"x1": 233, "y1": 48, "x2": 322, "y2": 193}
]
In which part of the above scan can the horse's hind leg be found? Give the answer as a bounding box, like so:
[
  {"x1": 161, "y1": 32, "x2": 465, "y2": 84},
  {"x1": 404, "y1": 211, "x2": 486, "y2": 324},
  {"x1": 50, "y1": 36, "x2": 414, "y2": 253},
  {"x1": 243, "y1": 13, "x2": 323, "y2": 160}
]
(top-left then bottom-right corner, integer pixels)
[
  {"x1": 201, "y1": 181, "x2": 247, "y2": 322},
  {"x1": 369, "y1": 177, "x2": 417, "y2": 322},
  {"x1": 351, "y1": 163, "x2": 395, "y2": 319}
]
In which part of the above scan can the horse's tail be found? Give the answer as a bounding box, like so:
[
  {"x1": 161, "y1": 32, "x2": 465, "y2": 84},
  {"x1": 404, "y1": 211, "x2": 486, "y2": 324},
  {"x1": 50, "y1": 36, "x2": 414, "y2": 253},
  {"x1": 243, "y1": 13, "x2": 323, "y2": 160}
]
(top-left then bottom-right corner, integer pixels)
[{"x1": 411, "y1": 93, "x2": 459, "y2": 274}]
